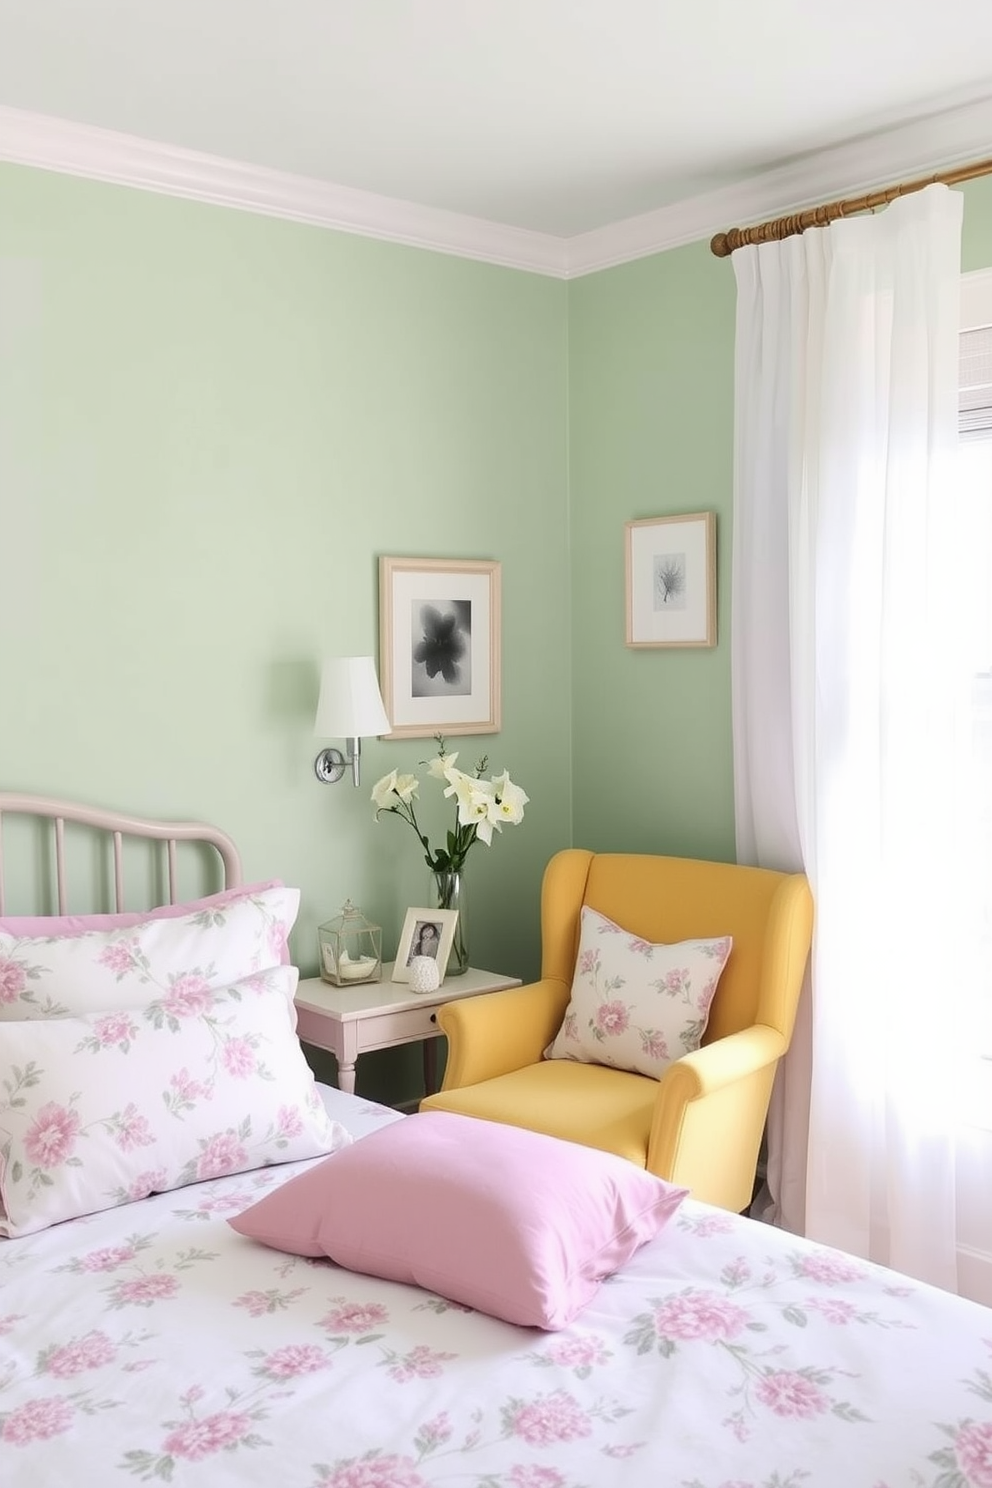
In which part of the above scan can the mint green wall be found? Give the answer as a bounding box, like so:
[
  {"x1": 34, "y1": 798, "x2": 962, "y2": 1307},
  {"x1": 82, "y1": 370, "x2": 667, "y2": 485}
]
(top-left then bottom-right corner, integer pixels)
[
  {"x1": 566, "y1": 242, "x2": 738, "y2": 859},
  {"x1": 5, "y1": 160, "x2": 992, "y2": 1104},
  {"x1": 0, "y1": 163, "x2": 571, "y2": 1099},
  {"x1": 962, "y1": 176, "x2": 992, "y2": 268}
]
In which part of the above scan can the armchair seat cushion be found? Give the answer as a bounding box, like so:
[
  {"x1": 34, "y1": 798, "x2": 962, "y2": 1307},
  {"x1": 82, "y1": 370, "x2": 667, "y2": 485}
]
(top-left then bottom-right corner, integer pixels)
[{"x1": 421, "y1": 1060, "x2": 658, "y2": 1168}]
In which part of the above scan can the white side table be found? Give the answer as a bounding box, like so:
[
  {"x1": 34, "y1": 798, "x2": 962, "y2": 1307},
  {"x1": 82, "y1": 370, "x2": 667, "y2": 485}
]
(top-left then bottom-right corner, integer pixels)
[{"x1": 294, "y1": 964, "x2": 522, "y2": 1097}]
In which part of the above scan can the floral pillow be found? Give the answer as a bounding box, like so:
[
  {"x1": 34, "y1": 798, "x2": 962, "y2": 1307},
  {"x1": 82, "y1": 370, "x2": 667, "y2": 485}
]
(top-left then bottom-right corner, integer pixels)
[
  {"x1": 544, "y1": 906, "x2": 733, "y2": 1080},
  {"x1": 0, "y1": 885, "x2": 300, "y2": 1021},
  {"x1": 0, "y1": 965, "x2": 350, "y2": 1237}
]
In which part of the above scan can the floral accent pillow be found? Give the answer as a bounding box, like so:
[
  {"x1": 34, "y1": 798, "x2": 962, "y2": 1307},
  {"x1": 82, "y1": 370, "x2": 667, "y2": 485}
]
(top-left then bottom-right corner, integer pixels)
[
  {"x1": 0, "y1": 885, "x2": 300, "y2": 1021},
  {"x1": 544, "y1": 906, "x2": 733, "y2": 1080},
  {"x1": 0, "y1": 965, "x2": 349, "y2": 1237}
]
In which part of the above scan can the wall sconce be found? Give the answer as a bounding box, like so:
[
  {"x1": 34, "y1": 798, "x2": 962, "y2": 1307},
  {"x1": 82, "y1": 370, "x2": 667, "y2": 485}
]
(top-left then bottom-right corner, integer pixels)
[{"x1": 313, "y1": 656, "x2": 390, "y2": 788}]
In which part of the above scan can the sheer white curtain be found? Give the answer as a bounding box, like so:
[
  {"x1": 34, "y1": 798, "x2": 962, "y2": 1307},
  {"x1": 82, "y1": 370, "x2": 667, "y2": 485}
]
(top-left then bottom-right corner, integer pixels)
[{"x1": 732, "y1": 185, "x2": 978, "y2": 1288}]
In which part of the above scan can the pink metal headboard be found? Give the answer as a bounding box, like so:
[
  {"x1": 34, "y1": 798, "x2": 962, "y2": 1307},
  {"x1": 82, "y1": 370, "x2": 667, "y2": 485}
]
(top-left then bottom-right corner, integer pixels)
[{"x1": 0, "y1": 794, "x2": 243, "y2": 915}]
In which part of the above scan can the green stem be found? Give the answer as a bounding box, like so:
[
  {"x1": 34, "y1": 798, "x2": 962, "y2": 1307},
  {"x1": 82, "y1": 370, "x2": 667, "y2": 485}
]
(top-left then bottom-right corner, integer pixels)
[{"x1": 377, "y1": 796, "x2": 480, "y2": 874}]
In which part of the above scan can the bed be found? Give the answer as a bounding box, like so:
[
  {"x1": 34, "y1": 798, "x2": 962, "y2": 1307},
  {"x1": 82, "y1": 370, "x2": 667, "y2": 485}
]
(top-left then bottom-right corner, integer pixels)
[{"x1": 1, "y1": 796, "x2": 991, "y2": 1488}]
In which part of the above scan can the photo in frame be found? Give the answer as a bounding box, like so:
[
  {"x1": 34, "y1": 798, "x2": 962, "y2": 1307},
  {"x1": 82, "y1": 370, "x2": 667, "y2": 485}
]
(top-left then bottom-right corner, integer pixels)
[
  {"x1": 625, "y1": 512, "x2": 717, "y2": 648},
  {"x1": 391, "y1": 907, "x2": 460, "y2": 984},
  {"x1": 378, "y1": 556, "x2": 501, "y2": 737}
]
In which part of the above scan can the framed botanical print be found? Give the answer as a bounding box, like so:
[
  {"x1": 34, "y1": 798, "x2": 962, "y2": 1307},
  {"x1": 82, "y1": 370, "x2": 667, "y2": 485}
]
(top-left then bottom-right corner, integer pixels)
[{"x1": 625, "y1": 512, "x2": 717, "y2": 648}]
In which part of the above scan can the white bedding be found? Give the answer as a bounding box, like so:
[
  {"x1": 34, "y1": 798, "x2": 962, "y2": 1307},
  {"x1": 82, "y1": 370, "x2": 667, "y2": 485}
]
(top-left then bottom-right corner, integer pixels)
[{"x1": 3, "y1": 1085, "x2": 991, "y2": 1487}]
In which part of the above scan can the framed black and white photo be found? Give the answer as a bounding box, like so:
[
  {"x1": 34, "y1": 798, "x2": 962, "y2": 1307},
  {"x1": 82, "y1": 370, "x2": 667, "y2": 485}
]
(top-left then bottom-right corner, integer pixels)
[
  {"x1": 391, "y1": 907, "x2": 460, "y2": 983},
  {"x1": 378, "y1": 556, "x2": 501, "y2": 737},
  {"x1": 625, "y1": 512, "x2": 716, "y2": 648}
]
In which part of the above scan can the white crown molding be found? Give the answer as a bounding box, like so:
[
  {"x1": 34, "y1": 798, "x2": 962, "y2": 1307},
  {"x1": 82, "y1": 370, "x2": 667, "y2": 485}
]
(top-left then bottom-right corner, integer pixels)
[
  {"x1": 0, "y1": 105, "x2": 569, "y2": 278},
  {"x1": 565, "y1": 93, "x2": 992, "y2": 277},
  {"x1": 3, "y1": 95, "x2": 992, "y2": 281}
]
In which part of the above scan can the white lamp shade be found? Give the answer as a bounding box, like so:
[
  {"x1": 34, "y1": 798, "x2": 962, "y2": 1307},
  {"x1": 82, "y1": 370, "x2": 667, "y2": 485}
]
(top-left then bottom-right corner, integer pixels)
[{"x1": 314, "y1": 656, "x2": 390, "y2": 739}]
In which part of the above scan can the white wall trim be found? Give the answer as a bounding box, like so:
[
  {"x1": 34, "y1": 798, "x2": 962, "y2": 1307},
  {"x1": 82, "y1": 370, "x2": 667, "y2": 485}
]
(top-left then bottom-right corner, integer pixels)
[
  {"x1": 0, "y1": 105, "x2": 568, "y2": 278},
  {"x1": 3, "y1": 95, "x2": 992, "y2": 280}
]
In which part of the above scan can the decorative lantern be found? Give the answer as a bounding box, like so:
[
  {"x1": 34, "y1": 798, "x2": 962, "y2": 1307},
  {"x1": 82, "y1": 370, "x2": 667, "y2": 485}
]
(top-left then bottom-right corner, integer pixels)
[{"x1": 317, "y1": 899, "x2": 382, "y2": 986}]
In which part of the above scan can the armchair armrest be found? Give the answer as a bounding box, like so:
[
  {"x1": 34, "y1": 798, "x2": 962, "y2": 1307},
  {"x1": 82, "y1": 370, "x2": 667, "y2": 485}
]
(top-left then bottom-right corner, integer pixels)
[
  {"x1": 437, "y1": 978, "x2": 570, "y2": 1090},
  {"x1": 648, "y1": 1025, "x2": 786, "y2": 1211}
]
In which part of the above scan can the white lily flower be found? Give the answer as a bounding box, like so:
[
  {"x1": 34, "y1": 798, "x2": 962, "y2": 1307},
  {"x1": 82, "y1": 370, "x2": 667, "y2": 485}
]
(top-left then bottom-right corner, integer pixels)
[
  {"x1": 427, "y1": 751, "x2": 458, "y2": 780},
  {"x1": 456, "y1": 782, "x2": 495, "y2": 830},
  {"x1": 491, "y1": 771, "x2": 529, "y2": 824},
  {"x1": 393, "y1": 772, "x2": 420, "y2": 805},
  {"x1": 442, "y1": 766, "x2": 476, "y2": 804},
  {"x1": 371, "y1": 770, "x2": 400, "y2": 810}
]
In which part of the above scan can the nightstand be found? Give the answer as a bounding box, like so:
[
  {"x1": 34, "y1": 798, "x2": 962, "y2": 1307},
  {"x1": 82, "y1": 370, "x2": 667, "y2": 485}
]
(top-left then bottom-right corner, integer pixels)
[{"x1": 294, "y1": 964, "x2": 522, "y2": 1097}]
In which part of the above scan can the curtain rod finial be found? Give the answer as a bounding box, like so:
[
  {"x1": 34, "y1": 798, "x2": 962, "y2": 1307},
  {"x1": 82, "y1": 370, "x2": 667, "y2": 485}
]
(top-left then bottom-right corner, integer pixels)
[{"x1": 710, "y1": 231, "x2": 731, "y2": 258}]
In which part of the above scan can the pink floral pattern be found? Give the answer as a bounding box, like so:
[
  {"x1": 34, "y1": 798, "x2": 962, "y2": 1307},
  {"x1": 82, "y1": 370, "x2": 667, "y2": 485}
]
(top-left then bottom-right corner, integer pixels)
[
  {"x1": 163, "y1": 1408, "x2": 255, "y2": 1459},
  {"x1": 24, "y1": 1099, "x2": 81, "y2": 1166},
  {"x1": 313, "y1": 1454, "x2": 428, "y2": 1488},
  {"x1": 545, "y1": 906, "x2": 733, "y2": 1079},
  {"x1": 504, "y1": 1390, "x2": 594, "y2": 1445},
  {"x1": 2, "y1": 1396, "x2": 75, "y2": 1445},
  {"x1": 81, "y1": 1012, "x2": 140, "y2": 1052},
  {"x1": 529, "y1": 1334, "x2": 613, "y2": 1378},
  {"x1": 954, "y1": 1420, "x2": 992, "y2": 1486},
  {"x1": 321, "y1": 1300, "x2": 390, "y2": 1335},
  {"x1": 41, "y1": 1330, "x2": 117, "y2": 1376},
  {"x1": 157, "y1": 975, "x2": 215, "y2": 1023},
  {"x1": 0, "y1": 956, "x2": 27, "y2": 1003},
  {"x1": 3, "y1": 1092, "x2": 992, "y2": 1488}
]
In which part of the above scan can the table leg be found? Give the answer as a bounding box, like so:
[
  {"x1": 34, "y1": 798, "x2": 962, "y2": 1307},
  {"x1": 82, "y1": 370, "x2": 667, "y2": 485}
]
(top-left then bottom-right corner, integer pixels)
[{"x1": 337, "y1": 1061, "x2": 357, "y2": 1095}]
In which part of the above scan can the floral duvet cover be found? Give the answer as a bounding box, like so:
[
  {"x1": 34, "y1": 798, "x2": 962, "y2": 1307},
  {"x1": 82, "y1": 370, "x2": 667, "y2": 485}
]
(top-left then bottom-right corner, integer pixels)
[{"x1": 2, "y1": 1086, "x2": 990, "y2": 1488}]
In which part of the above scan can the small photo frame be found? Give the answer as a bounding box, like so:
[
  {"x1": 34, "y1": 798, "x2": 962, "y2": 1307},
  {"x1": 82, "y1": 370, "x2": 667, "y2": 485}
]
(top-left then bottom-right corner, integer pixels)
[
  {"x1": 391, "y1": 907, "x2": 460, "y2": 983},
  {"x1": 379, "y1": 556, "x2": 501, "y2": 738},
  {"x1": 625, "y1": 512, "x2": 716, "y2": 648}
]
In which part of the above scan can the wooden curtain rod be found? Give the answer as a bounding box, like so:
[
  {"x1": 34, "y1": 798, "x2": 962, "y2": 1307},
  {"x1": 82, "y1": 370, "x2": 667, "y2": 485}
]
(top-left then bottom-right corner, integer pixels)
[{"x1": 710, "y1": 155, "x2": 992, "y2": 257}]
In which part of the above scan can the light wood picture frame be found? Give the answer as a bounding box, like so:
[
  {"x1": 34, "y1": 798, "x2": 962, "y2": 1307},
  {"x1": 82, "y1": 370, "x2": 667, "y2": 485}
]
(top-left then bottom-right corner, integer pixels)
[
  {"x1": 391, "y1": 907, "x2": 459, "y2": 983},
  {"x1": 378, "y1": 556, "x2": 501, "y2": 737},
  {"x1": 625, "y1": 512, "x2": 717, "y2": 648}
]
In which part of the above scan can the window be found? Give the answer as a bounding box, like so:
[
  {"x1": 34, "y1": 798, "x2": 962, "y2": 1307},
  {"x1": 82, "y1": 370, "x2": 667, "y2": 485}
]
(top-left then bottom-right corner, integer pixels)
[{"x1": 958, "y1": 268, "x2": 992, "y2": 1125}]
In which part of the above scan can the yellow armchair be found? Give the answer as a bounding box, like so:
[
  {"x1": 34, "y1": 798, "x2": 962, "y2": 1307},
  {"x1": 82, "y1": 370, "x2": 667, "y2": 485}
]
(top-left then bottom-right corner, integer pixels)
[{"x1": 421, "y1": 848, "x2": 813, "y2": 1212}]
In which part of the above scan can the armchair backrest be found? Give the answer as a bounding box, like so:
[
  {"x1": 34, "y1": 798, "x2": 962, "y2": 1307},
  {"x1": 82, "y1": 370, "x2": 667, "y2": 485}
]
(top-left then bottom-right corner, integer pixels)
[{"x1": 540, "y1": 849, "x2": 813, "y2": 1045}]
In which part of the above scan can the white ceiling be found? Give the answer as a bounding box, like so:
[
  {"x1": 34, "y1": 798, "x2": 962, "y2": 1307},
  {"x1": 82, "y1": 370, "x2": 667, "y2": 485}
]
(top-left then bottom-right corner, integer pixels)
[{"x1": 2, "y1": 1, "x2": 992, "y2": 261}]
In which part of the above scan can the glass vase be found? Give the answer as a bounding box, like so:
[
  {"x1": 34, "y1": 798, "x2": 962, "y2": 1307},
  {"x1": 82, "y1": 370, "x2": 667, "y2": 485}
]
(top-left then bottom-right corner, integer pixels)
[{"x1": 431, "y1": 867, "x2": 469, "y2": 976}]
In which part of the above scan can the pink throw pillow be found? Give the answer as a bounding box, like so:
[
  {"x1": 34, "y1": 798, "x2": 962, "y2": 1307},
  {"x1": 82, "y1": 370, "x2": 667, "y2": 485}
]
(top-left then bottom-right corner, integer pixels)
[{"x1": 229, "y1": 1110, "x2": 688, "y2": 1330}]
